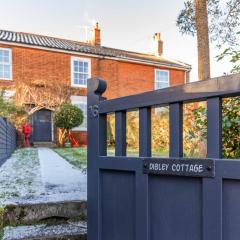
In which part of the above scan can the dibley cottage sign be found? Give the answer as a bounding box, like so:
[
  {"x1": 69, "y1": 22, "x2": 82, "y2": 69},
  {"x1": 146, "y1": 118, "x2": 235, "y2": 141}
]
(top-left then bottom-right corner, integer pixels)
[{"x1": 143, "y1": 158, "x2": 215, "y2": 178}]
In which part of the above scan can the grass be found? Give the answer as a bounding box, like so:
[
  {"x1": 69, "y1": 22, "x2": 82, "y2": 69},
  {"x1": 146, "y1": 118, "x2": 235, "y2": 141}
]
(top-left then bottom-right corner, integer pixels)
[
  {"x1": 53, "y1": 147, "x2": 87, "y2": 169},
  {"x1": 0, "y1": 148, "x2": 43, "y2": 207},
  {"x1": 54, "y1": 146, "x2": 169, "y2": 170}
]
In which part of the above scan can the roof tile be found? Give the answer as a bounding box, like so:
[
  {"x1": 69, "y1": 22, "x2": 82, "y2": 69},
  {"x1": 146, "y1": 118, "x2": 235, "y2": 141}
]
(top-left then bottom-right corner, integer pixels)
[{"x1": 0, "y1": 29, "x2": 191, "y2": 70}]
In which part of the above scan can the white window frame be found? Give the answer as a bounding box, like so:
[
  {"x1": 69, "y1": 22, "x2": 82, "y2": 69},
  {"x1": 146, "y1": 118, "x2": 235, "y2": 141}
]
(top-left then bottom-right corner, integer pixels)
[
  {"x1": 71, "y1": 96, "x2": 87, "y2": 131},
  {"x1": 0, "y1": 48, "x2": 12, "y2": 80},
  {"x1": 154, "y1": 69, "x2": 170, "y2": 90},
  {"x1": 71, "y1": 57, "x2": 91, "y2": 88}
]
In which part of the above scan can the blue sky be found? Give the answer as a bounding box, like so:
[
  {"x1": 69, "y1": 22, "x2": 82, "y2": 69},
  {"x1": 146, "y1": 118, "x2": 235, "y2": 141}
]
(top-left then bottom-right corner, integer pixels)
[{"x1": 0, "y1": 0, "x2": 231, "y2": 81}]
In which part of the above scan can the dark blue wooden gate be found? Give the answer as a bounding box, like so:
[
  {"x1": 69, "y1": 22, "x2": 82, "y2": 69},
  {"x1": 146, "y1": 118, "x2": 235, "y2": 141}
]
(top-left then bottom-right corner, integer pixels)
[{"x1": 87, "y1": 75, "x2": 240, "y2": 240}]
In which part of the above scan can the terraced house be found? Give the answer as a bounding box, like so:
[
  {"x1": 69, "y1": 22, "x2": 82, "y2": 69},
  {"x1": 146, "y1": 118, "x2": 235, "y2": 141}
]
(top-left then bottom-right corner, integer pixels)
[{"x1": 0, "y1": 24, "x2": 191, "y2": 145}]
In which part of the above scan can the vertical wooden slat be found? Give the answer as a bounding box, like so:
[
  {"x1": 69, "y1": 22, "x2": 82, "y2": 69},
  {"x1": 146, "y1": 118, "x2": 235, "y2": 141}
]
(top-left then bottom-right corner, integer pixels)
[
  {"x1": 139, "y1": 107, "x2": 151, "y2": 157},
  {"x1": 169, "y1": 103, "x2": 183, "y2": 157},
  {"x1": 115, "y1": 111, "x2": 126, "y2": 156},
  {"x1": 203, "y1": 97, "x2": 222, "y2": 240},
  {"x1": 136, "y1": 107, "x2": 151, "y2": 240},
  {"x1": 207, "y1": 97, "x2": 222, "y2": 158}
]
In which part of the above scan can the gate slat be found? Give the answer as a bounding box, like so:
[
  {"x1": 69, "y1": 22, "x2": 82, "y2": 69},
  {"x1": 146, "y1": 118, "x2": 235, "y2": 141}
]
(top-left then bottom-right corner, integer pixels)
[
  {"x1": 169, "y1": 103, "x2": 183, "y2": 157},
  {"x1": 115, "y1": 111, "x2": 126, "y2": 156},
  {"x1": 136, "y1": 107, "x2": 152, "y2": 240},
  {"x1": 139, "y1": 107, "x2": 151, "y2": 157},
  {"x1": 203, "y1": 97, "x2": 223, "y2": 240},
  {"x1": 207, "y1": 97, "x2": 222, "y2": 158}
]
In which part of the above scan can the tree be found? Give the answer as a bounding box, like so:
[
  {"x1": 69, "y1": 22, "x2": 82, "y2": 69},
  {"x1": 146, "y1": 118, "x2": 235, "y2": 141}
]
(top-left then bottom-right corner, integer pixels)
[
  {"x1": 0, "y1": 90, "x2": 26, "y2": 127},
  {"x1": 15, "y1": 77, "x2": 71, "y2": 115},
  {"x1": 53, "y1": 104, "x2": 84, "y2": 146},
  {"x1": 177, "y1": 0, "x2": 240, "y2": 48},
  {"x1": 177, "y1": 0, "x2": 240, "y2": 80},
  {"x1": 194, "y1": 0, "x2": 211, "y2": 80},
  {"x1": 217, "y1": 33, "x2": 240, "y2": 74}
]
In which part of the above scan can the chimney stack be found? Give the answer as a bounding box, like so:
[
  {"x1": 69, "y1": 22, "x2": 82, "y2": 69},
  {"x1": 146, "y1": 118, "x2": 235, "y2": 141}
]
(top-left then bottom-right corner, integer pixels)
[
  {"x1": 153, "y1": 33, "x2": 163, "y2": 56},
  {"x1": 90, "y1": 22, "x2": 101, "y2": 46}
]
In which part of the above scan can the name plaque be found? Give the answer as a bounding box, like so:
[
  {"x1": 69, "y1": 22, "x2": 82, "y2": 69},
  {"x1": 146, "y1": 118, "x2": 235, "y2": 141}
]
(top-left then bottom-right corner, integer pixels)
[{"x1": 143, "y1": 158, "x2": 215, "y2": 178}]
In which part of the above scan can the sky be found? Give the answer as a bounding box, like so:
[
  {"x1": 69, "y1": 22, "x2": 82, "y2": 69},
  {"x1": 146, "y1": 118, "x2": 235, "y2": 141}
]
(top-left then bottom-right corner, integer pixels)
[{"x1": 0, "y1": 0, "x2": 232, "y2": 81}]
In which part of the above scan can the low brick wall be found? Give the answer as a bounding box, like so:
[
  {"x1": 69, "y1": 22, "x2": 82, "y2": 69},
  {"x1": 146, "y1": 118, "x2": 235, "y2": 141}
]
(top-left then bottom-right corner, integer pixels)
[{"x1": 0, "y1": 117, "x2": 17, "y2": 164}]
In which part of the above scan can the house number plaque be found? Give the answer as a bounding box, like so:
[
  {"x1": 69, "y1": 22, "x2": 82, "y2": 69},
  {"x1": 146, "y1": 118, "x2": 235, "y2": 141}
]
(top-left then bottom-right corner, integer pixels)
[{"x1": 143, "y1": 158, "x2": 215, "y2": 178}]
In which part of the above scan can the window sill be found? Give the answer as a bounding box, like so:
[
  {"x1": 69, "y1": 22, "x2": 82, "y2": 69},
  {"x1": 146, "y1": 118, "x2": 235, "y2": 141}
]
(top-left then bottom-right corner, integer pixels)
[
  {"x1": 71, "y1": 84, "x2": 87, "y2": 88},
  {"x1": 0, "y1": 78, "x2": 13, "y2": 81}
]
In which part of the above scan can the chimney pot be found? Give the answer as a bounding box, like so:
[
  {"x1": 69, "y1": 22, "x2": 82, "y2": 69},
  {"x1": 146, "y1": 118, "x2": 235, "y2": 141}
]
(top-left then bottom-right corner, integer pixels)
[
  {"x1": 153, "y1": 32, "x2": 163, "y2": 56},
  {"x1": 90, "y1": 22, "x2": 101, "y2": 46}
]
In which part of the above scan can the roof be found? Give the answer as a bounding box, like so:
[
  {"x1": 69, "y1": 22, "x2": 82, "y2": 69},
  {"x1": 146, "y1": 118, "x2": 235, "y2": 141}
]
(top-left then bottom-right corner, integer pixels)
[{"x1": 0, "y1": 29, "x2": 191, "y2": 70}]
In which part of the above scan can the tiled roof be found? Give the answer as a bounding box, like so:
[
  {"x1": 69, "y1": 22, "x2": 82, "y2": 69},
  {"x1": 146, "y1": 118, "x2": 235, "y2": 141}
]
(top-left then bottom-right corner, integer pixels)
[{"x1": 0, "y1": 29, "x2": 191, "y2": 70}]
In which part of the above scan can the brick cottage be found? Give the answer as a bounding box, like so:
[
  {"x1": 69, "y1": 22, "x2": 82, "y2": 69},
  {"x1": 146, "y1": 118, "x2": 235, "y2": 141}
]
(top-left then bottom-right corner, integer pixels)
[{"x1": 0, "y1": 24, "x2": 191, "y2": 145}]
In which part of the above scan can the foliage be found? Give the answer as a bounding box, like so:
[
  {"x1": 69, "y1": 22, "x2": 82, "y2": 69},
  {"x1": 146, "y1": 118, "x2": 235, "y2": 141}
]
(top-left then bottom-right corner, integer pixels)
[
  {"x1": 216, "y1": 38, "x2": 240, "y2": 158},
  {"x1": 53, "y1": 104, "x2": 84, "y2": 145},
  {"x1": 217, "y1": 33, "x2": 240, "y2": 73},
  {"x1": 0, "y1": 90, "x2": 26, "y2": 125},
  {"x1": 222, "y1": 97, "x2": 240, "y2": 158},
  {"x1": 183, "y1": 103, "x2": 207, "y2": 157},
  {"x1": 126, "y1": 111, "x2": 139, "y2": 150},
  {"x1": 177, "y1": 0, "x2": 240, "y2": 48},
  {"x1": 54, "y1": 104, "x2": 83, "y2": 129},
  {"x1": 152, "y1": 108, "x2": 169, "y2": 154},
  {"x1": 188, "y1": 98, "x2": 240, "y2": 158},
  {"x1": 106, "y1": 99, "x2": 239, "y2": 158}
]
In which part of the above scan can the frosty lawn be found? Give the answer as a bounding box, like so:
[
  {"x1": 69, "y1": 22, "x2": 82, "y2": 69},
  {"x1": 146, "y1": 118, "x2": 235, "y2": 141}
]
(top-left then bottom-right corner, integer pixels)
[
  {"x1": 0, "y1": 148, "x2": 43, "y2": 207},
  {"x1": 53, "y1": 147, "x2": 87, "y2": 170}
]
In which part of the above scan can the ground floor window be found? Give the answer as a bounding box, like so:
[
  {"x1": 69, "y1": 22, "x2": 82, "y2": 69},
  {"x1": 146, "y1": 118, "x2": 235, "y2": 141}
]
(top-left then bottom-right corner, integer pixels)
[{"x1": 71, "y1": 96, "x2": 87, "y2": 131}]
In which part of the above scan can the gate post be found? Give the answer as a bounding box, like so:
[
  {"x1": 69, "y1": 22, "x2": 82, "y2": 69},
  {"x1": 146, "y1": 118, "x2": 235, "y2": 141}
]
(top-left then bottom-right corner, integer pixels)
[{"x1": 87, "y1": 78, "x2": 107, "y2": 240}]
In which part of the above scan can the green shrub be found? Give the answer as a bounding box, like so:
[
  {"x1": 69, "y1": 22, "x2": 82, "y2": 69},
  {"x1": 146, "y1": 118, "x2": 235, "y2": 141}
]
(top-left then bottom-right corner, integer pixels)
[{"x1": 53, "y1": 104, "x2": 84, "y2": 145}]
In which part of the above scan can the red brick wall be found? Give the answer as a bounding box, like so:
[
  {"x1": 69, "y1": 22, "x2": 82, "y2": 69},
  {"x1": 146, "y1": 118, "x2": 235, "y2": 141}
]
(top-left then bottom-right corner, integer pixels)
[
  {"x1": 0, "y1": 43, "x2": 187, "y2": 99},
  {"x1": 0, "y1": 44, "x2": 188, "y2": 145}
]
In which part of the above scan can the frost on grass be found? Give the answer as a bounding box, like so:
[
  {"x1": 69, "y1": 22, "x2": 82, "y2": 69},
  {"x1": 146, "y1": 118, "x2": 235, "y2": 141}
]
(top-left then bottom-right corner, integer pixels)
[
  {"x1": 54, "y1": 147, "x2": 87, "y2": 170},
  {"x1": 0, "y1": 148, "x2": 44, "y2": 206}
]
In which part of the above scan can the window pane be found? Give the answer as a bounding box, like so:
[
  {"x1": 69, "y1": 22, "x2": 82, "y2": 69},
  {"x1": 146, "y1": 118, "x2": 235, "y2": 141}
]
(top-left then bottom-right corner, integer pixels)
[
  {"x1": 83, "y1": 62, "x2": 88, "y2": 72},
  {"x1": 3, "y1": 50, "x2": 9, "y2": 57},
  {"x1": 4, "y1": 70, "x2": 10, "y2": 79},
  {"x1": 74, "y1": 64, "x2": 78, "y2": 72},
  {"x1": 4, "y1": 65, "x2": 10, "y2": 72},
  {"x1": 155, "y1": 70, "x2": 169, "y2": 89},
  {"x1": 74, "y1": 73, "x2": 79, "y2": 84}
]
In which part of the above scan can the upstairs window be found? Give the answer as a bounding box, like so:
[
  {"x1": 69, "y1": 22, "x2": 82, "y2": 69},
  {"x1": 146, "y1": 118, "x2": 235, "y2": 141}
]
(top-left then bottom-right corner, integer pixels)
[
  {"x1": 0, "y1": 48, "x2": 12, "y2": 80},
  {"x1": 71, "y1": 57, "x2": 91, "y2": 87},
  {"x1": 155, "y1": 69, "x2": 169, "y2": 90}
]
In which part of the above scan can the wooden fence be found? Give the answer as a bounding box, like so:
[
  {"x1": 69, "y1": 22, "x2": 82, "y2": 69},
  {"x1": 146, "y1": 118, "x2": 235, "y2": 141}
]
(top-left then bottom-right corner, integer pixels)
[{"x1": 0, "y1": 117, "x2": 16, "y2": 164}]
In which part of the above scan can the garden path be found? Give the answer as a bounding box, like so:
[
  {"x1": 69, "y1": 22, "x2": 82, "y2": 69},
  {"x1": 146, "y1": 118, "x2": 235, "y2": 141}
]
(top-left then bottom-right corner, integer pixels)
[{"x1": 38, "y1": 148, "x2": 87, "y2": 200}]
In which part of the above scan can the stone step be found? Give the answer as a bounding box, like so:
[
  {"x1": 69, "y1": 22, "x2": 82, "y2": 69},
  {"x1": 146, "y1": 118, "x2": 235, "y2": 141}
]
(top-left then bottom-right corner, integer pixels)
[
  {"x1": 3, "y1": 198, "x2": 87, "y2": 227},
  {"x1": 3, "y1": 221, "x2": 87, "y2": 240},
  {"x1": 33, "y1": 142, "x2": 57, "y2": 148}
]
